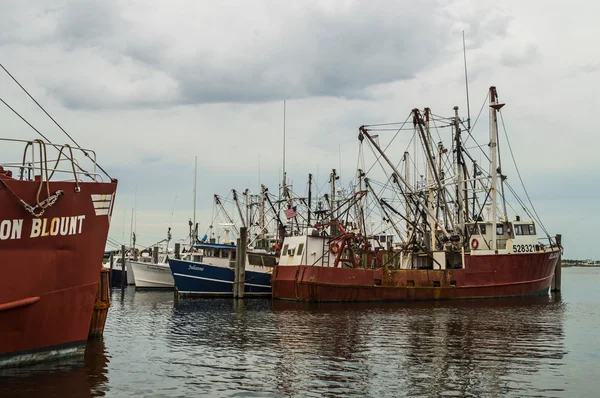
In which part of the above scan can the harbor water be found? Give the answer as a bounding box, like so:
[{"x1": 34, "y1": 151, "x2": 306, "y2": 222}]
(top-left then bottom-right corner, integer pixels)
[{"x1": 1, "y1": 267, "x2": 599, "y2": 397}]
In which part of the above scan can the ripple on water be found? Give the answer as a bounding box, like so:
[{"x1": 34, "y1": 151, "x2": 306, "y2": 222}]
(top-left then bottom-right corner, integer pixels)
[{"x1": 2, "y1": 268, "x2": 600, "y2": 397}]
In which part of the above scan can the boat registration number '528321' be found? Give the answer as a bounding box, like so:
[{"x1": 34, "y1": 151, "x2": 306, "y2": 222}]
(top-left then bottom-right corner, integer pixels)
[{"x1": 513, "y1": 244, "x2": 535, "y2": 253}]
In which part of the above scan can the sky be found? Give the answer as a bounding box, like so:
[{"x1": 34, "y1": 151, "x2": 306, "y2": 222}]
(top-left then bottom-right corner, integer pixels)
[{"x1": 0, "y1": 0, "x2": 598, "y2": 259}]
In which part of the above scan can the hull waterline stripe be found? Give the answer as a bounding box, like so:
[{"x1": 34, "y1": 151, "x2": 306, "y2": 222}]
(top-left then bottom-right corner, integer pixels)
[
  {"x1": 173, "y1": 272, "x2": 271, "y2": 289},
  {"x1": 177, "y1": 291, "x2": 271, "y2": 296},
  {"x1": 289, "y1": 272, "x2": 554, "y2": 289}
]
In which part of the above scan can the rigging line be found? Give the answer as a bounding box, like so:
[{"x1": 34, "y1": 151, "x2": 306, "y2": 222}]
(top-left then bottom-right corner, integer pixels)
[
  {"x1": 504, "y1": 182, "x2": 537, "y2": 225},
  {"x1": 498, "y1": 111, "x2": 552, "y2": 242},
  {"x1": 0, "y1": 63, "x2": 113, "y2": 180},
  {"x1": 505, "y1": 180, "x2": 551, "y2": 238},
  {"x1": 429, "y1": 112, "x2": 445, "y2": 145},
  {"x1": 0, "y1": 97, "x2": 51, "y2": 142},
  {"x1": 0, "y1": 96, "x2": 95, "y2": 180},
  {"x1": 363, "y1": 112, "x2": 412, "y2": 176},
  {"x1": 471, "y1": 91, "x2": 489, "y2": 130},
  {"x1": 363, "y1": 121, "x2": 409, "y2": 127},
  {"x1": 463, "y1": 124, "x2": 492, "y2": 164},
  {"x1": 169, "y1": 194, "x2": 178, "y2": 229}
]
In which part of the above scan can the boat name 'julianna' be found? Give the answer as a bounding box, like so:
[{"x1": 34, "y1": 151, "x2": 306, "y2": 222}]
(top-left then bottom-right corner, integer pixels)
[{"x1": 0, "y1": 216, "x2": 86, "y2": 241}]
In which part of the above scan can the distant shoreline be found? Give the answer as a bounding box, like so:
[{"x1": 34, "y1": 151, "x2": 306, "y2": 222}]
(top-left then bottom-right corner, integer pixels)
[{"x1": 562, "y1": 264, "x2": 600, "y2": 268}]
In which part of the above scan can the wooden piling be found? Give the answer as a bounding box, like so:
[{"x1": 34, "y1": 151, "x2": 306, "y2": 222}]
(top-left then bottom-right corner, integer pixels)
[
  {"x1": 233, "y1": 227, "x2": 248, "y2": 299},
  {"x1": 175, "y1": 243, "x2": 181, "y2": 259},
  {"x1": 109, "y1": 252, "x2": 114, "y2": 289},
  {"x1": 152, "y1": 246, "x2": 159, "y2": 264},
  {"x1": 233, "y1": 238, "x2": 241, "y2": 298},
  {"x1": 552, "y1": 234, "x2": 562, "y2": 292},
  {"x1": 121, "y1": 245, "x2": 126, "y2": 293},
  {"x1": 89, "y1": 268, "x2": 110, "y2": 338}
]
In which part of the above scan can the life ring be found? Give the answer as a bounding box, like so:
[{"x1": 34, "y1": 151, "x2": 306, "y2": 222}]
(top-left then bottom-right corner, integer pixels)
[
  {"x1": 330, "y1": 242, "x2": 341, "y2": 254},
  {"x1": 471, "y1": 238, "x2": 479, "y2": 250}
]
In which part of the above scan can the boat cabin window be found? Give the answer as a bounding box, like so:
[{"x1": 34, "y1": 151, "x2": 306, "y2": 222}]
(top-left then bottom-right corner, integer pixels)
[
  {"x1": 287, "y1": 247, "x2": 295, "y2": 256},
  {"x1": 514, "y1": 224, "x2": 536, "y2": 236},
  {"x1": 496, "y1": 224, "x2": 504, "y2": 235},
  {"x1": 282, "y1": 244, "x2": 289, "y2": 255},
  {"x1": 222, "y1": 249, "x2": 229, "y2": 258},
  {"x1": 192, "y1": 254, "x2": 203, "y2": 262},
  {"x1": 515, "y1": 224, "x2": 523, "y2": 235},
  {"x1": 297, "y1": 243, "x2": 304, "y2": 256}
]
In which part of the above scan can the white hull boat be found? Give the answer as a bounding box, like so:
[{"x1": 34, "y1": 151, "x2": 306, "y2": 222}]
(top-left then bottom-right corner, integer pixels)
[{"x1": 129, "y1": 260, "x2": 174, "y2": 289}]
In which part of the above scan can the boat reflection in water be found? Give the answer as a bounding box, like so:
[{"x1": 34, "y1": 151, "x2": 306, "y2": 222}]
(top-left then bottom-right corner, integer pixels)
[
  {"x1": 0, "y1": 339, "x2": 109, "y2": 398},
  {"x1": 166, "y1": 295, "x2": 565, "y2": 397},
  {"x1": 275, "y1": 296, "x2": 567, "y2": 397}
]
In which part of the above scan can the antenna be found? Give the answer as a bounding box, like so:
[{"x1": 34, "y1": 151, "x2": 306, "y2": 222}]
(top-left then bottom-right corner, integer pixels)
[
  {"x1": 282, "y1": 100, "x2": 286, "y2": 190},
  {"x1": 169, "y1": 194, "x2": 178, "y2": 229},
  {"x1": 134, "y1": 186, "x2": 137, "y2": 241},
  {"x1": 193, "y1": 156, "x2": 197, "y2": 228},
  {"x1": 463, "y1": 31, "x2": 471, "y2": 130},
  {"x1": 339, "y1": 144, "x2": 342, "y2": 176}
]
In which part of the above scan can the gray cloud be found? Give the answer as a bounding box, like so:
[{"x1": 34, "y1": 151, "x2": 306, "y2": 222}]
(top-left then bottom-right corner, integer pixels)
[
  {"x1": 0, "y1": 0, "x2": 513, "y2": 109},
  {"x1": 500, "y1": 43, "x2": 540, "y2": 67},
  {"x1": 2, "y1": 1, "x2": 595, "y2": 258}
]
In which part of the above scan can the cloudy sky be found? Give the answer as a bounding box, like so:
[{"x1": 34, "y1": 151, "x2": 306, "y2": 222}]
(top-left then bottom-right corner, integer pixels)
[{"x1": 1, "y1": 0, "x2": 597, "y2": 259}]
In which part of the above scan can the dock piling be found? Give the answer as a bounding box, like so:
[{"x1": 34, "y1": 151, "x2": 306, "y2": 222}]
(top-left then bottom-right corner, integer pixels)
[
  {"x1": 233, "y1": 227, "x2": 247, "y2": 299},
  {"x1": 109, "y1": 252, "x2": 114, "y2": 289},
  {"x1": 152, "y1": 246, "x2": 159, "y2": 264},
  {"x1": 552, "y1": 234, "x2": 562, "y2": 292},
  {"x1": 175, "y1": 243, "x2": 181, "y2": 259},
  {"x1": 121, "y1": 245, "x2": 126, "y2": 293}
]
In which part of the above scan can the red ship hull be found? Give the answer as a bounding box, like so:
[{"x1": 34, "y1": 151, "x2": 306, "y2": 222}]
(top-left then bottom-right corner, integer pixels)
[
  {"x1": 272, "y1": 250, "x2": 560, "y2": 302},
  {"x1": 0, "y1": 176, "x2": 117, "y2": 367}
]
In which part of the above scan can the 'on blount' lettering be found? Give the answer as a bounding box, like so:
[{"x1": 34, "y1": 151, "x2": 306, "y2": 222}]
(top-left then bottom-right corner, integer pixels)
[{"x1": 0, "y1": 215, "x2": 86, "y2": 241}]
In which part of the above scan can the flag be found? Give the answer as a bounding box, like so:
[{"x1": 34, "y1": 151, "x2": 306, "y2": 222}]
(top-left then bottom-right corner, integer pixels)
[{"x1": 284, "y1": 206, "x2": 298, "y2": 219}]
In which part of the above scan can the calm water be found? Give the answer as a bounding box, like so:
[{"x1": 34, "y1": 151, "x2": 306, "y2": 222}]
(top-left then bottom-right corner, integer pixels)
[{"x1": 1, "y1": 267, "x2": 599, "y2": 397}]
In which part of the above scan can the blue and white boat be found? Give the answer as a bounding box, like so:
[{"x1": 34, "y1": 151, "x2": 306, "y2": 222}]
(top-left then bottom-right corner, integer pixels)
[{"x1": 168, "y1": 242, "x2": 276, "y2": 297}]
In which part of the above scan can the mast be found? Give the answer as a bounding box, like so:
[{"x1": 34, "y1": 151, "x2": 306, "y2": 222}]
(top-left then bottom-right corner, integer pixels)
[
  {"x1": 244, "y1": 189, "x2": 250, "y2": 234},
  {"x1": 193, "y1": 156, "x2": 197, "y2": 232},
  {"x1": 463, "y1": 31, "x2": 471, "y2": 131},
  {"x1": 424, "y1": 108, "x2": 436, "y2": 250},
  {"x1": 404, "y1": 151, "x2": 411, "y2": 241},
  {"x1": 454, "y1": 106, "x2": 465, "y2": 235},
  {"x1": 129, "y1": 207, "x2": 134, "y2": 251},
  {"x1": 307, "y1": 173, "x2": 312, "y2": 226},
  {"x1": 489, "y1": 86, "x2": 505, "y2": 251},
  {"x1": 330, "y1": 169, "x2": 337, "y2": 218},
  {"x1": 364, "y1": 178, "x2": 404, "y2": 243},
  {"x1": 359, "y1": 125, "x2": 452, "y2": 240},
  {"x1": 214, "y1": 194, "x2": 239, "y2": 235},
  {"x1": 260, "y1": 185, "x2": 266, "y2": 235},
  {"x1": 232, "y1": 189, "x2": 246, "y2": 228},
  {"x1": 282, "y1": 100, "x2": 286, "y2": 197}
]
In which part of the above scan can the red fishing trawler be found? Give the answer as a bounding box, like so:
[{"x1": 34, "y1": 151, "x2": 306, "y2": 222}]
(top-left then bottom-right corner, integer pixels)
[
  {"x1": 272, "y1": 87, "x2": 562, "y2": 302},
  {"x1": 0, "y1": 140, "x2": 117, "y2": 367},
  {"x1": 0, "y1": 66, "x2": 117, "y2": 367}
]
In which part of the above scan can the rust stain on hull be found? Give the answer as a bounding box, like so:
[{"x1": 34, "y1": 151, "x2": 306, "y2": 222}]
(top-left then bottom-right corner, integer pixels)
[{"x1": 272, "y1": 251, "x2": 559, "y2": 302}]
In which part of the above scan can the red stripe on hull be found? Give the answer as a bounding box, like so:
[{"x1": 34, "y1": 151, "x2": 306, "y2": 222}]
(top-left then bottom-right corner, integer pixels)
[
  {"x1": 0, "y1": 179, "x2": 117, "y2": 366},
  {"x1": 272, "y1": 251, "x2": 559, "y2": 302}
]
